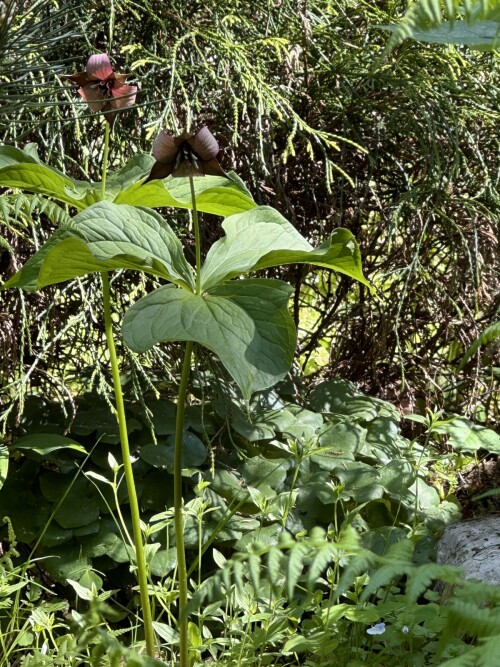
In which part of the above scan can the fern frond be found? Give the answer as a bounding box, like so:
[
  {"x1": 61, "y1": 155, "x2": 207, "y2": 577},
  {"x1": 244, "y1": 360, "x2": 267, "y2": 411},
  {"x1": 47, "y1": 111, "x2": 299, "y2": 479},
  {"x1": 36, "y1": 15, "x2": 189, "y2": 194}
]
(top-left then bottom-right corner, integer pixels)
[
  {"x1": 447, "y1": 601, "x2": 500, "y2": 637},
  {"x1": 440, "y1": 633, "x2": 500, "y2": 667},
  {"x1": 267, "y1": 545, "x2": 286, "y2": 591},
  {"x1": 359, "y1": 539, "x2": 415, "y2": 602},
  {"x1": 406, "y1": 563, "x2": 464, "y2": 603},
  {"x1": 455, "y1": 579, "x2": 500, "y2": 606},
  {"x1": 334, "y1": 551, "x2": 376, "y2": 603},
  {"x1": 34, "y1": 198, "x2": 71, "y2": 227},
  {"x1": 286, "y1": 542, "x2": 309, "y2": 598},
  {"x1": 307, "y1": 544, "x2": 336, "y2": 589}
]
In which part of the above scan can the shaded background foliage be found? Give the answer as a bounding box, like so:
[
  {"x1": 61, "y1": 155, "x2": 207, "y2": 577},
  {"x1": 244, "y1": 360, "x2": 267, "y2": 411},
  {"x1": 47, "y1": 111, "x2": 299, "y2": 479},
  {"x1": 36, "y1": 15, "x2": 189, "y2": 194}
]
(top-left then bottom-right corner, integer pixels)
[{"x1": 1, "y1": 0, "x2": 499, "y2": 427}]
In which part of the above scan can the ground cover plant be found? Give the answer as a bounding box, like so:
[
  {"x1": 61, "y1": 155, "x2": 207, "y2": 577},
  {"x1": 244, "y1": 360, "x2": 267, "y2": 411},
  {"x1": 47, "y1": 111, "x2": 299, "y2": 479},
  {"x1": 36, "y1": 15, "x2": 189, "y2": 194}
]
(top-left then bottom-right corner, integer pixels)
[{"x1": 0, "y1": 1, "x2": 499, "y2": 666}]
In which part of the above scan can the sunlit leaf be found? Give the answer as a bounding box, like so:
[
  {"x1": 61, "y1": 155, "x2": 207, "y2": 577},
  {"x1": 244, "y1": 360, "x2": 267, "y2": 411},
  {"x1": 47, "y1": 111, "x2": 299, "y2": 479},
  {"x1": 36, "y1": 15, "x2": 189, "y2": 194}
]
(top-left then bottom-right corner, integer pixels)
[
  {"x1": 201, "y1": 206, "x2": 369, "y2": 291},
  {"x1": 115, "y1": 173, "x2": 256, "y2": 216},
  {"x1": 122, "y1": 279, "x2": 296, "y2": 399},
  {"x1": 2, "y1": 201, "x2": 194, "y2": 291}
]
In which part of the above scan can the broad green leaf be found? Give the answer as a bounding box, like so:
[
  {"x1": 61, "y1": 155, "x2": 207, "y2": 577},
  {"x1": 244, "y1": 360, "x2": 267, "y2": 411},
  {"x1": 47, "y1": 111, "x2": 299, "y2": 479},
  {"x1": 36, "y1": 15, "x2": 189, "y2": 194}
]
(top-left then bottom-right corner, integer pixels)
[
  {"x1": 0, "y1": 145, "x2": 255, "y2": 214},
  {"x1": 40, "y1": 524, "x2": 74, "y2": 547},
  {"x1": 106, "y1": 154, "x2": 155, "y2": 192},
  {"x1": 135, "y1": 398, "x2": 178, "y2": 435},
  {"x1": 140, "y1": 433, "x2": 207, "y2": 470},
  {"x1": 2, "y1": 201, "x2": 194, "y2": 291},
  {"x1": 0, "y1": 162, "x2": 101, "y2": 210},
  {"x1": 42, "y1": 544, "x2": 91, "y2": 584},
  {"x1": 382, "y1": 20, "x2": 500, "y2": 50},
  {"x1": 378, "y1": 459, "x2": 416, "y2": 494},
  {"x1": 122, "y1": 279, "x2": 296, "y2": 399},
  {"x1": 0, "y1": 153, "x2": 99, "y2": 209},
  {"x1": 150, "y1": 548, "x2": 177, "y2": 577},
  {"x1": 308, "y1": 377, "x2": 361, "y2": 413},
  {"x1": 0, "y1": 144, "x2": 39, "y2": 168},
  {"x1": 241, "y1": 456, "x2": 289, "y2": 492},
  {"x1": 431, "y1": 417, "x2": 500, "y2": 453},
  {"x1": 312, "y1": 422, "x2": 367, "y2": 469},
  {"x1": 0, "y1": 445, "x2": 8, "y2": 491},
  {"x1": 0, "y1": 482, "x2": 50, "y2": 542},
  {"x1": 82, "y1": 518, "x2": 133, "y2": 562},
  {"x1": 236, "y1": 523, "x2": 283, "y2": 550},
  {"x1": 333, "y1": 461, "x2": 384, "y2": 502},
  {"x1": 39, "y1": 474, "x2": 100, "y2": 529},
  {"x1": 12, "y1": 433, "x2": 87, "y2": 455},
  {"x1": 115, "y1": 173, "x2": 256, "y2": 216},
  {"x1": 200, "y1": 206, "x2": 369, "y2": 291}
]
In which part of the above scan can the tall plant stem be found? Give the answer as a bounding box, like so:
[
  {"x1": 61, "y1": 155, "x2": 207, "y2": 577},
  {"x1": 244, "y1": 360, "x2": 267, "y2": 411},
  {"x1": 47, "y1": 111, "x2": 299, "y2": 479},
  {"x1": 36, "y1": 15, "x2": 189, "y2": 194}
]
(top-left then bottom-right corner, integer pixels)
[
  {"x1": 101, "y1": 121, "x2": 110, "y2": 198},
  {"x1": 99, "y1": 121, "x2": 155, "y2": 657},
  {"x1": 102, "y1": 273, "x2": 156, "y2": 657},
  {"x1": 174, "y1": 176, "x2": 201, "y2": 666},
  {"x1": 174, "y1": 340, "x2": 194, "y2": 667},
  {"x1": 190, "y1": 176, "x2": 201, "y2": 295}
]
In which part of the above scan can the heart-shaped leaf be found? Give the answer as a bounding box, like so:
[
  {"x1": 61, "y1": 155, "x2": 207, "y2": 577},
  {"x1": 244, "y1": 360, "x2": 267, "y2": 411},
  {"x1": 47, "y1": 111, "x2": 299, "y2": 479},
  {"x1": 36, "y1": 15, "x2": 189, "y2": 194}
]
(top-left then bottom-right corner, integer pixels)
[
  {"x1": 200, "y1": 206, "x2": 369, "y2": 291},
  {"x1": 122, "y1": 279, "x2": 296, "y2": 399},
  {"x1": 2, "y1": 201, "x2": 194, "y2": 292}
]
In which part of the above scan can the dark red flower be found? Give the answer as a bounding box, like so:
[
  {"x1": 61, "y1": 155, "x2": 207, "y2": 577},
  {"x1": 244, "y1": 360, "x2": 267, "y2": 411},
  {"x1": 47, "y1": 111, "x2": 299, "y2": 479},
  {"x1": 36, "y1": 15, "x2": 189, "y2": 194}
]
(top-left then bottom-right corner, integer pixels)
[
  {"x1": 145, "y1": 127, "x2": 227, "y2": 181},
  {"x1": 66, "y1": 53, "x2": 137, "y2": 125}
]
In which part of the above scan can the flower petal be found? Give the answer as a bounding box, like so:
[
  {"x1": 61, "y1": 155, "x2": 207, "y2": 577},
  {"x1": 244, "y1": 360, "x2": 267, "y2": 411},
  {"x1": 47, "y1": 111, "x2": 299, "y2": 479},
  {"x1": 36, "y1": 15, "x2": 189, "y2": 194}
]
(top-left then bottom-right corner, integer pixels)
[
  {"x1": 64, "y1": 71, "x2": 90, "y2": 87},
  {"x1": 79, "y1": 84, "x2": 105, "y2": 112},
  {"x1": 152, "y1": 130, "x2": 179, "y2": 164},
  {"x1": 366, "y1": 623, "x2": 386, "y2": 636},
  {"x1": 110, "y1": 83, "x2": 137, "y2": 109},
  {"x1": 189, "y1": 126, "x2": 219, "y2": 161},
  {"x1": 201, "y1": 157, "x2": 227, "y2": 178},
  {"x1": 86, "y1": 53, "x2": 114, "y2": 80},
  {"x1": 144, "y1": 161, "x2": 173, "y2": 182}
]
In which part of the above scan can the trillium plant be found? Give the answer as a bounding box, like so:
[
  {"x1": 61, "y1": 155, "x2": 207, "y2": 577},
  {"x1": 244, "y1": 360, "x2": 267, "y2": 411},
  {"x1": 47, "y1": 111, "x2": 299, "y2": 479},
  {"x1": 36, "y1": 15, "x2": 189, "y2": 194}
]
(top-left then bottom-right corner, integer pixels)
[
  {"x1": 0, "y1": 52, "x2": 369, "y2": 665},
  {"x1": 64, "y1": 53, "x2": 138, "y2": 126}
]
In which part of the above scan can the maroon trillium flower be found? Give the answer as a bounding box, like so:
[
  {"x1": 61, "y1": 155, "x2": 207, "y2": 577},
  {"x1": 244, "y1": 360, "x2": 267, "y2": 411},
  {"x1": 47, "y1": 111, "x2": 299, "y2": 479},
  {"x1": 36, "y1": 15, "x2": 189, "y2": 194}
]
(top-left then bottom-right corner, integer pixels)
[
  {"x1": 145, "y1": 127, "x2": 227, "y2": 182},
  {"x1": 66, "y1": 53, "x2": 137, "y2": 125}
]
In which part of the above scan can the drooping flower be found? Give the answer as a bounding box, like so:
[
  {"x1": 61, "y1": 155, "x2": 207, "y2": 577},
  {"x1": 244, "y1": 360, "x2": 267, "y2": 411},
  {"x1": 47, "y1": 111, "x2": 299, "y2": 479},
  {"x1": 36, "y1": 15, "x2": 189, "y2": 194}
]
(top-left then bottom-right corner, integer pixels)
[
  {"x1": 66, "y1": 53, "x2": 137, "y2": 125},
  {"x1": 366, "y1": 622, "x2": 386, "y2": 636},
  {"x1": 145, "y1": 127, "x2": 227, "y2": 182}
]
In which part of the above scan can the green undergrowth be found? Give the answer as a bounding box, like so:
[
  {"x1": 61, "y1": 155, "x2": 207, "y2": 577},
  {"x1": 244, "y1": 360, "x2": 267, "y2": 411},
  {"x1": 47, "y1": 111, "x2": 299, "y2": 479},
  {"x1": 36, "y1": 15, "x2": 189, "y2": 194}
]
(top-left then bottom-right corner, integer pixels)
[{"x1": 1, "y1": 376, "x2": 499, "y2": 665}]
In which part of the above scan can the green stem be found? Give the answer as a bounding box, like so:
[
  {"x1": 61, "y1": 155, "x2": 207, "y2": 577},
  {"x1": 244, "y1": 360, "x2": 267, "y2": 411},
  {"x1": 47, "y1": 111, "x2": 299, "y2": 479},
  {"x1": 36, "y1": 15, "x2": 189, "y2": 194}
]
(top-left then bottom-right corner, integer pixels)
[
  {"x1": 99, "y1": 120, "x2": 155, "y2": 655},
  {"x1": 174, "y1": 340, "x2": 194, "y2": 667},
  {"x1": 172, "y1": 176, "x2": 201, "y2": 666},
  {"x1": 101, "y1": 277, "x2": 156, "y2": 657},
  {"x1": 101, "y1": 121, "x2": 110, "y2": 198},
  {"x1": 189, "y1": 176, "x2": 201, "y2": 294}
]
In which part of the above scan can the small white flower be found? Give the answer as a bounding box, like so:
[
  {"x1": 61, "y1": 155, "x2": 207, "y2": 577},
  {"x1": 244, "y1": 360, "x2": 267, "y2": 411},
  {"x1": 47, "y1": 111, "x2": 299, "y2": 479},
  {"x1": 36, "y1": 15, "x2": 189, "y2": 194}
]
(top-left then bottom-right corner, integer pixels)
[
  {"x1": 41, "y1": 643, "x2": 48, "y2": 656},
  {"x1": 402, "y1": 625, "x2": 409, "y2": 634},
  {"x1": 367, "y1": 622, "x2": 386, "y2": 635}
]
